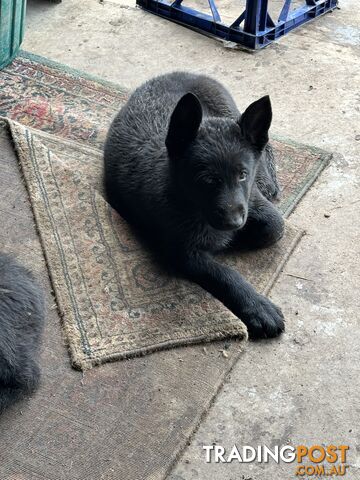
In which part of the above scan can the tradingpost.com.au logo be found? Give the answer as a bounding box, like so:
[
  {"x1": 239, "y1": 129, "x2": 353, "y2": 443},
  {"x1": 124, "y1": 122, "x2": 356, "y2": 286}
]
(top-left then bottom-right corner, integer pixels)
[{"x1": 203, "y1": 444, "x2": 350, "y2": 476}]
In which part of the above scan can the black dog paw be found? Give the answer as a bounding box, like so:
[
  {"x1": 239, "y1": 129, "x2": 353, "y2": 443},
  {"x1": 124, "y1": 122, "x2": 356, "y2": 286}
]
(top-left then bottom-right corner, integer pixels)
[
  {"x1": 256, "y1": 175, "x2": 281, "y2": 203},
  {"x1": 242, "y1": 295, "x2": 285, "y2": 339}
]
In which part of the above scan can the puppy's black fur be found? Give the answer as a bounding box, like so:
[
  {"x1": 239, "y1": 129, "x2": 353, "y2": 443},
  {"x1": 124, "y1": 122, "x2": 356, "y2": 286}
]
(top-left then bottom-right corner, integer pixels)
[
  {"x1": 0, "y1": 254, "x2": 44, "y2": 413},
  {"x1": 104, "y1": 72, "x2": 285, "y2": 338}
]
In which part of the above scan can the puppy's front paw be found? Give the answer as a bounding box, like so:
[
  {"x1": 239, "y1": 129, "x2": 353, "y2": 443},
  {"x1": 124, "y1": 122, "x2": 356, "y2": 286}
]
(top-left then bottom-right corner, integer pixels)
[{"x1": 242, "y1": 295, "x2": 285, "y2": 339}]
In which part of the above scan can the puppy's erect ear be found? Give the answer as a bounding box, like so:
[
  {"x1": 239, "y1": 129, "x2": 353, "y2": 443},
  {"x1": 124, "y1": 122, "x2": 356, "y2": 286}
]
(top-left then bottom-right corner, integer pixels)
[
  {"x1": 165, "y1": 93, "x2": 202, "y2": 156},
  {"x1": 238, "y1": 95, "x2": 272, "y2": 151}
]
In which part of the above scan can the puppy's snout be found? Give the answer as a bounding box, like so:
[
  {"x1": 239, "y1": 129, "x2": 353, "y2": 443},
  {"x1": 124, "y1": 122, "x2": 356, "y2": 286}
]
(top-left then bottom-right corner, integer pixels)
[
  {"x1": 234, "y1": 210, "x2": 245, "y2": 226},
  {"x1": 216, "y1": 204, "x2": 246, "y2": 230},
  {"x1": 230, "y1": 207, "x2": 246, "y2": 229}
]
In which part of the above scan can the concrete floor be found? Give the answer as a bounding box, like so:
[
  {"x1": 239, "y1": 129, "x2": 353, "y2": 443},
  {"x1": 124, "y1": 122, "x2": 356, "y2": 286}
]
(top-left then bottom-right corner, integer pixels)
[{"x1": 24, "y1": 1, "x2": 359, "y2": 478}]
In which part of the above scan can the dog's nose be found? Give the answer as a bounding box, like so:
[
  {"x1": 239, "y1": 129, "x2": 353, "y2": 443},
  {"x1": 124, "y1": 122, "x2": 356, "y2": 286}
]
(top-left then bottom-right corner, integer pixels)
[
  {"x1": 223, "y1": 211, "x2": 245, "y2": 230},
  {"x1": 231, "y1": 212, "x2": 245, "y2": 229},
  {"x1": 215, "y1": 205, "x2": 246, "y2": 230}
]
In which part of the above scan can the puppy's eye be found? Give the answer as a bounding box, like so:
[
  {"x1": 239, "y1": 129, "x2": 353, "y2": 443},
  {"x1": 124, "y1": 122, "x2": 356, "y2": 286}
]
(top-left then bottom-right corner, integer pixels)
[{"x1": 237, "y1": 171, "x2": 247, "y2": 182}]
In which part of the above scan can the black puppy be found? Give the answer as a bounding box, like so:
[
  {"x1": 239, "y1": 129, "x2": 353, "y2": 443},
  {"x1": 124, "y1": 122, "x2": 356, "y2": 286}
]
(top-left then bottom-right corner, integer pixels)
[
  {"x1": 0, "y1": 254, "x2": 44, "y2": 413},
  {"x1": 104, "y1": 72, "x2": 284, "y2": 338}
]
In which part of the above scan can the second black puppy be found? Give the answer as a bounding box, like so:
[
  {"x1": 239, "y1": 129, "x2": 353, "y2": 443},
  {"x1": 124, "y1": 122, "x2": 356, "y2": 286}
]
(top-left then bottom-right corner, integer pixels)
[
  {"x1": 104, "y1": 72, "x2": 285, "y2": 338},
  {"x1": 0, "y1": 254, "x2": 45, "y2": 413}
]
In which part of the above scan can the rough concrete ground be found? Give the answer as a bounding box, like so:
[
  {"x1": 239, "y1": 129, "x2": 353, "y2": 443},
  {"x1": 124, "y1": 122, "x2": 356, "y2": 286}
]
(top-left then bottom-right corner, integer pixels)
[{"x1": 24, "y1": 1, "x2": 359, "y2": 478}]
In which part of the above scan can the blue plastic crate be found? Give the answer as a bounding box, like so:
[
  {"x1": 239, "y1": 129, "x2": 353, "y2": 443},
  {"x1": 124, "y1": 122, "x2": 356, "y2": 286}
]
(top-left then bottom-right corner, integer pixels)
[{"x1": 136, "y1": 0, "x2": 338, "y2": 50}]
